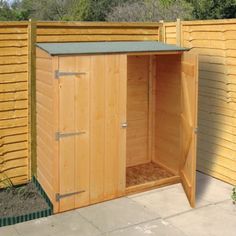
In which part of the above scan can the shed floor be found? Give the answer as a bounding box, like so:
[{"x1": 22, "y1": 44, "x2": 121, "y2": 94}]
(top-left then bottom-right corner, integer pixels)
[{"x1": 126, "y1": 162, "x2": 174, "y2": 187}]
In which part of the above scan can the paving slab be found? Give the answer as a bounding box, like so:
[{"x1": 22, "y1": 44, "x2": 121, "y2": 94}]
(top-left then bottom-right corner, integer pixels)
[
  {"x1": 14, "y1": 211, "x2": 101, "y2": 236},
  {"x1": 104, "y1": 219, "x2": 187, "y2": 236},
  {"x1": 0, "y1": 225, "x2": 19, "y2": 236},
  {"x1": 77, "y1": 197, "x2": 160, "y2": 233},
  {"x1": 48, "y1": 210, "x2": 101, "y2": 236},
  {"x1": 130, "y1": 183, "x2": 210, "y2": 218},
  {"x1": 14, "y1": 217, "x2": 54, "y2": 236},
  {"x1": 196, "y1": 172, "x2": 233, "y2": 203},
  {"x1": 168, "y1": 204, "x2": 236, "y2": 236},
  {"x1": 1, "y1": 172, "x2": 234, "y2": 236},
  {"x1": 216, "y1": 199, "x2": 236, "y2": 214}
]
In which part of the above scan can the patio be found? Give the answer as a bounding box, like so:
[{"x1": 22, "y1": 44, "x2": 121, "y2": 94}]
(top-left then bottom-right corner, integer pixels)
[{"x1": 1, "y1": 172, "x2": 235, "y2": 236}]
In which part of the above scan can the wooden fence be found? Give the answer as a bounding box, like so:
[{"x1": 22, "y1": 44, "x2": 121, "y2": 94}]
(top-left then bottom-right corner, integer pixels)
[
  {"x1": 0, "y1": 22, "x2": 30, "y2": 187},
  {"x1": 0, "y1": 19, "x2": 236, "y2": 188},
  {"x1": 0, "y1": 21, "x2": 161, "y2": 188},
  {"x1": 163, "y1": 19, "x2": 236, "y2": 185}
]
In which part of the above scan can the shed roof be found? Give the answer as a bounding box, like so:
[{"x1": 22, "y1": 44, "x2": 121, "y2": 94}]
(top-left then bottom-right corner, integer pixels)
[{"x1": 37, "y1": 41, "x2": 188, "y2": 56}]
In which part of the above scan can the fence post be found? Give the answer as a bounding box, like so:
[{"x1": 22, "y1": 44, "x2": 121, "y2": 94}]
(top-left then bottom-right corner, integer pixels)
[
  {"x1": 159, "y1": 20, "x2": 165, "y2": 42},
  {"x1": 28, "y1": 19, "x2": 37, "y2": 177},
  {"x1": 176, "y1": 18, "x2": 181, "y2": 46}
]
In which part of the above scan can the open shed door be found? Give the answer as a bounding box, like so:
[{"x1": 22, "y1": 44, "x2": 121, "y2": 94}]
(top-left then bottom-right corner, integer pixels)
[{"x1": 180, "y1": 52, "x2": 198, "y2": 207}]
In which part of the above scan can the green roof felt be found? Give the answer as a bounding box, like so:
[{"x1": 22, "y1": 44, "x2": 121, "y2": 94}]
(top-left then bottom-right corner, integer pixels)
[{"x1": 37, "y1": 41, "x2": 188, "y2": 55}]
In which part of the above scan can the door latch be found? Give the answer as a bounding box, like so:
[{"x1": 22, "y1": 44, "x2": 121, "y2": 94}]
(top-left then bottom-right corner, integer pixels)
[
  {"x1": 55, "y1": 131, "x2": 86, "y2": 141},
  {"x1": 55, "y1": 70, "x2": 87, "y2": 79}
]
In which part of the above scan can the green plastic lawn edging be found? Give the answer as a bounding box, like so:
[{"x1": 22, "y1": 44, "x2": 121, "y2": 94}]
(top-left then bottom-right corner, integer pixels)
[{"x1": 0, "y1": 177, "x2": 53, "y2": 227}]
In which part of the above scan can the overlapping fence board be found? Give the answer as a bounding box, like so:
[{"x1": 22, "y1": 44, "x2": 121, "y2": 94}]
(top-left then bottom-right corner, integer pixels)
[
  {"x1": 163, "y1": 22, "x2": 177, "y2": 45},
  {"x1": 164, "y1": 19, "x2": 236, "y2": 185},
  {"x1": 1, "y1": 19, "x2": 236, "y2": 189},
  {"x1": 0, "y1": 22, "x2": 30, "y2": 188},
  {"x1": 36, "y1": 21, "x2": 160, "y2": 42}
]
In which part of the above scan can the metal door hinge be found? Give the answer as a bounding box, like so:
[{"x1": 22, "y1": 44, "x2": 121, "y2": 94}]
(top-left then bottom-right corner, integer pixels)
[
  {"x1": 55, "y1": 131, "x2": 86, "y2": 141},
  {"x1": 55, "y1": 70, "x2": 87, "y2": 79},
  {"x1": 56, "y1": 190, "x2": 85, "y2": 202},
  {"x1": 194, "y1": 128, "x2": 198, "y2": 134}
]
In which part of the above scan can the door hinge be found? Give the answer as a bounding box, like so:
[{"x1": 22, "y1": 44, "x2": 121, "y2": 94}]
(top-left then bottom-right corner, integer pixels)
[
  {"x1": 56, "y1": 190, "x2": 85, "y2": 202},
  {"x1": 194, "y1": 127, "x2": 198, "y2": 134},
  {"x1": 55, "y1": 131, "x2": 86, "y2": 141},
  {"x1": 55, "y1": 70, "x2": 87, "y2": 79}
]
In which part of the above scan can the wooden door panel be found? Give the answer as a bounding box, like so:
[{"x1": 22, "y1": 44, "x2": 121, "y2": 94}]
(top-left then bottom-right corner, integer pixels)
[
  {"x1": 74, "y1": 56, "x2": 90, "y2": 208},
  {"x1": 58, "y1": 56, "x2": 76, "y2": 211},
  {"x1": 58, "y1": 56, "x2": 90, "y2": 211},
  {"x1": 180, "y1": 52, "x2": 198, "y2": 207},
  {"x1": 104, "y1": 55, "x2": 127, "y2": 199},
  {"x1": 58, "y1": 54, "x2": 127, "y2": 210},
  {"x1": 89, "y1": 55, "x2": 106, "y2": 204},
  {"x1": 90, "y1": 54, "x2": 127, "y2": 203}
]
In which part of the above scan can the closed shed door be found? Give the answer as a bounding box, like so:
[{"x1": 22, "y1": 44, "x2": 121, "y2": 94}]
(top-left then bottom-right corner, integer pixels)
[
  {"x1": 58, "y1": 56, "x2": 90, "y2": 211},
  {"x1": 57, "y1": 54, "x2": 127, "y2": 212}
]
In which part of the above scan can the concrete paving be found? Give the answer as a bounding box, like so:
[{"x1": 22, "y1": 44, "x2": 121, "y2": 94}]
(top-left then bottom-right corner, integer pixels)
[{"x1": 1, "y1": 172, "x2": 235, "y2": 236}]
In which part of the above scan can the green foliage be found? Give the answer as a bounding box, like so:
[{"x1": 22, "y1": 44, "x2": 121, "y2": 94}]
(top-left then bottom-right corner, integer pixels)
[
  {"x1": 186, "y1": 0, "x2": 236, "y2": 19},
  {"x1": 107, "y1": 0, "x2": 193, "y2": 22},
  {"x1": 0, "y1": 172, "x2": 29, "y2": 198},
  {"x1": 0, "y1": 0, "x2": 17, "y2": 20},
  {"x1": 232, "y1": 187, "x2": 236, "y2": 204},
  {"x1": 0, "y1": 0, "x2": 236, "y2": 22},
  {"x1": 64, "y1": 0, "x2": 129, "y2": 21},
  {"x1": 0, "y1": 173, "x2": 13, "y2": 189}
]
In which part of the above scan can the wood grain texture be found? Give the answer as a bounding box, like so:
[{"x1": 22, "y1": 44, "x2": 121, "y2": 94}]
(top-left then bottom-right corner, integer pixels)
[
  {"x1": 36, "y1": 22, "x2": 159, "y2": 43},
  {"x1": 36, "y1": 48, "x2": 59, "y2": 211},
  {"x1": 154, "y1": 54, "x2": 181, "y2": 174},
  {"x1": 180, "y1": 53, "x2": 198, "y2": 207},
  {"x1": 90, "y1": 54, "x2": 126, "y2": 204},
  {"x1": 0, "y1": 23, "x2": 29, "y2": 188},
  {"x1": 126, "y1": 55, "x2": 150, "y2": 167},
  {"x1": 164, "y1": 19, "x2": 236, "y2": 186}
]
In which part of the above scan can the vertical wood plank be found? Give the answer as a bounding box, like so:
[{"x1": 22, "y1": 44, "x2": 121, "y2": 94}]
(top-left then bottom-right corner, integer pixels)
[
  {"x1": 148, "y1": 56, "x2": 153, "y2": 163},
  {"x1": 104, "y1": 54, "x2": 126, "y2": 199},
  {"x1": 74, "y1": 56, "x2": 90, "y2": 208},
  {"x1": 159, "y1": 20, "x2": 164, "y2": 42},
  {"x1": 58, "y1": 56, "x2": 76, "y2": 211},
  {"x1": 52, "y1": 56, "x2": 59, "y2": 212},
  {"x1": 28, "y1": 19, "x2": 37, "y2": 178},
  {"x1": 176, "y1": 18, "x2": 181, "y2": 46},
  {"x1": 148, "y1": 55, "x2": 157, "y2": 162},
  {"x1": 118, "y1": 54, "x2": 127, "y2": 192},
  {"x1": 90, "y1": 55, "x2": 106, "y2": 204}
]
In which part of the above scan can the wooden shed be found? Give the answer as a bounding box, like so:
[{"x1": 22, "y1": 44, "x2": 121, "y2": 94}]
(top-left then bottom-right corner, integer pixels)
[{"x1": 36, "y1": 41, "x2": 198, "y2": 213}]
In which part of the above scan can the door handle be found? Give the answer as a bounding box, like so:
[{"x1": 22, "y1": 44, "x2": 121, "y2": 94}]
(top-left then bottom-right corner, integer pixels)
[{"x1": 121, "y1": 122, "x2": 128, "y2": 128}]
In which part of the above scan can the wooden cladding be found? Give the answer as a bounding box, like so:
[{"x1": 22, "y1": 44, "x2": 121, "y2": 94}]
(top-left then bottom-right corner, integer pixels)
[
  {"x1": 37, "y1": 22, "x2": 160, "y2": 42},
  {"x1": 0, "y1": 22, "x2": 29, "y2": 188},
  {"x1": 163, "y1": 18, "x2": 236, "y2": 185},
  {"x1": 1, "y1": 18, "x2": 236, "y2": 190}
]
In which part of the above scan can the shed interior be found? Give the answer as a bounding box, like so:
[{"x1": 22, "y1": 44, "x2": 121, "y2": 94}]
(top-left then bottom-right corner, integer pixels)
[{"x1": 126, "y1": 54, "x2": 181, "y2": 193}]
